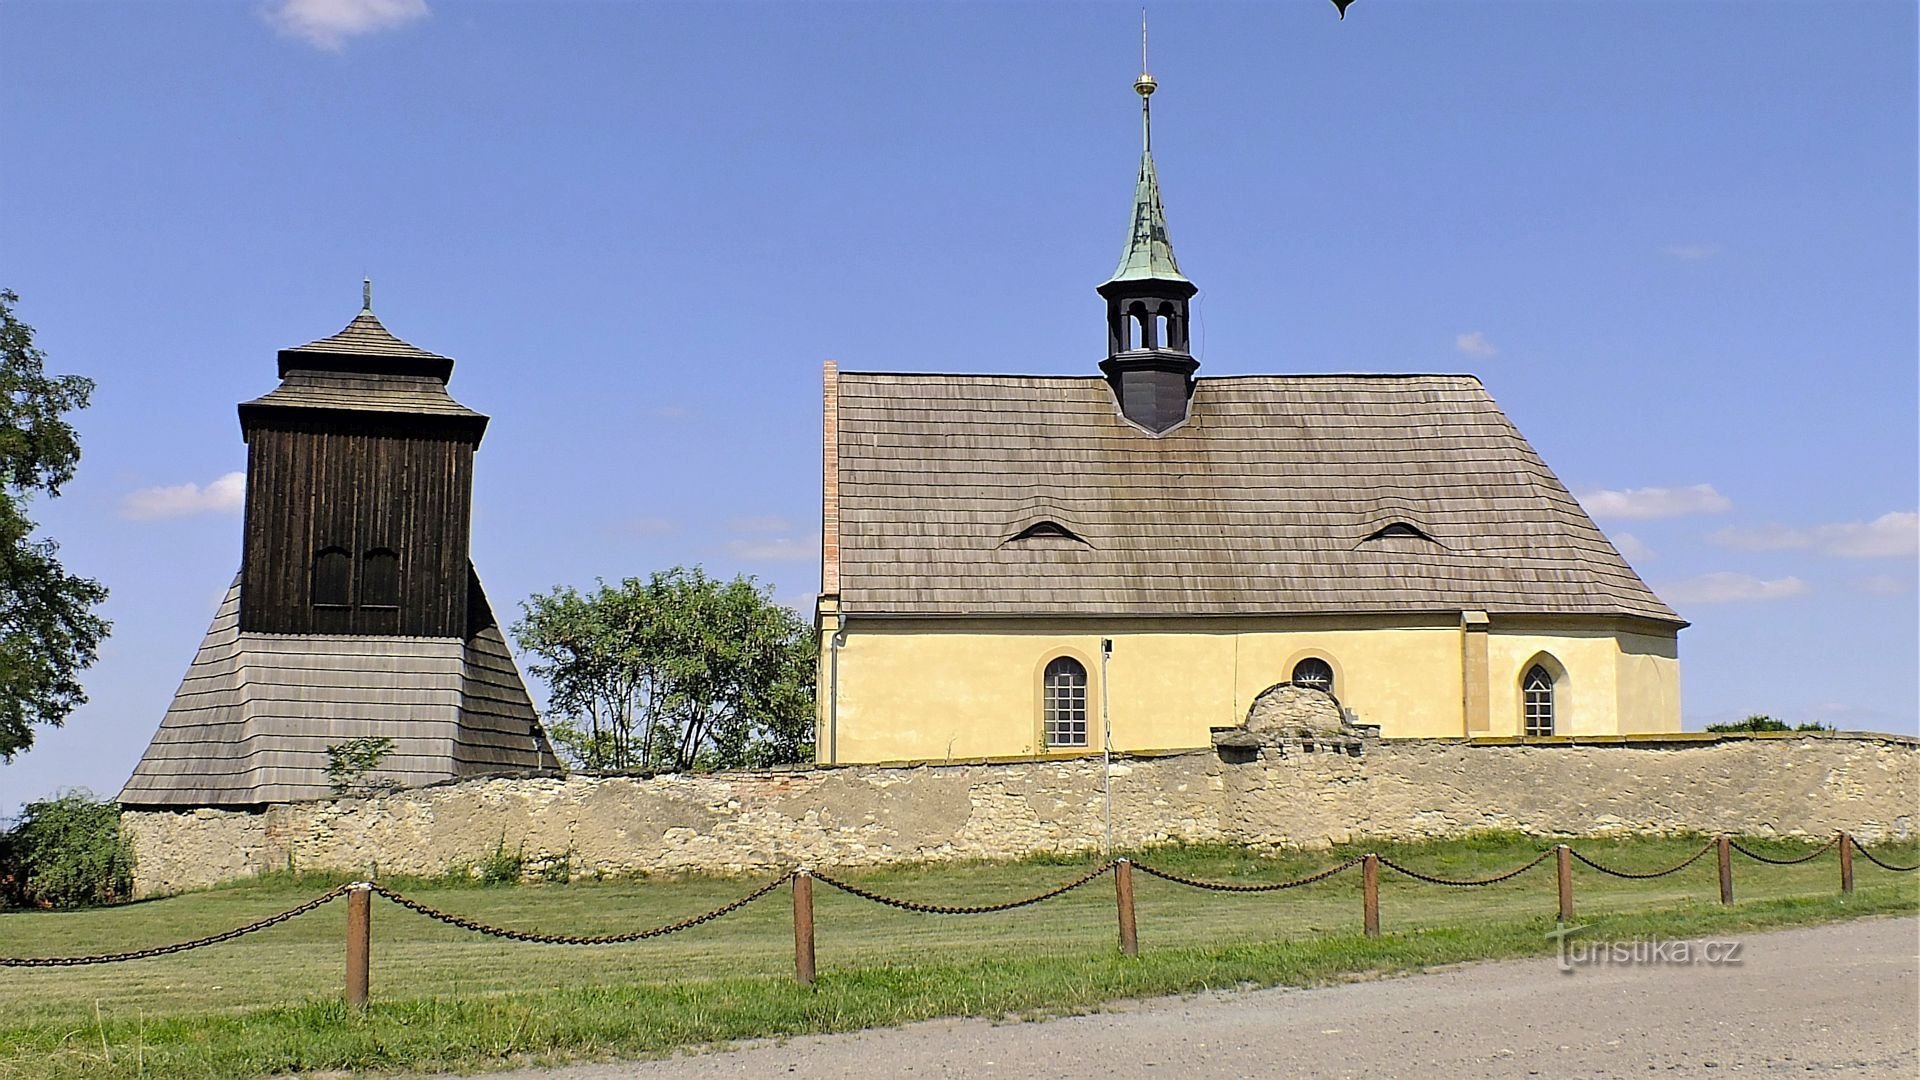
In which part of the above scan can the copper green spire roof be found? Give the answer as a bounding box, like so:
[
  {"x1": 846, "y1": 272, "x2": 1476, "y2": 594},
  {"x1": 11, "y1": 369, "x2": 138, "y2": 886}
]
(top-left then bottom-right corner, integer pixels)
[{"x1": 1105, "y1": 39, "x2": 1188, "y2": 287}]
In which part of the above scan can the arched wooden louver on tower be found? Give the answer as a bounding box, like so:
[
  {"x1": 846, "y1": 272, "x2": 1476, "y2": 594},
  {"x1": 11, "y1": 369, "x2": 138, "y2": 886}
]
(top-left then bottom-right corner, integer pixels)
[{"x1": 121, "y1": 294, "x2": 559, "y2": 808}]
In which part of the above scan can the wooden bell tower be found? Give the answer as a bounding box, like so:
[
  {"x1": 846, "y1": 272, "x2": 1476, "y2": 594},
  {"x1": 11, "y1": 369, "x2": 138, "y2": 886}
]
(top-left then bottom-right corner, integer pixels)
[{"x1": 237, "y1": 285, "x2": 486, "y2": 637}]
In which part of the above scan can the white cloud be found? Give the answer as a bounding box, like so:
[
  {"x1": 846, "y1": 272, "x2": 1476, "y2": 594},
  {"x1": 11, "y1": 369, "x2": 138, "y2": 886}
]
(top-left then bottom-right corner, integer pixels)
[
  {"x1": 1663, "y1": 243, "x2": 1720, "y2": 261},
  {"x1": 270, "y1": 0, "x2": 429, "y2": 50},
  {"x1": 1708, "y1": 511, "x2": 1918, "y2": 559},
  {"x1": 1611, "y1": 532, "x2": 1654, "y2": 561},
  {"x1": 726, "y1": 536, "x2": 818, "y2": 562},
  {"x1": 1454, "y1": 331, "x2": 1497, "y2": 359},
  {"x1": 1658, "y1": 572, "x2": 1809, "y2": 605},
  {"x1": 1578, "y1": 483, "x2": 1733, "y2": 520},
  {"x1": 121, "y1": 472, "x2": 245, "y2": 521}
]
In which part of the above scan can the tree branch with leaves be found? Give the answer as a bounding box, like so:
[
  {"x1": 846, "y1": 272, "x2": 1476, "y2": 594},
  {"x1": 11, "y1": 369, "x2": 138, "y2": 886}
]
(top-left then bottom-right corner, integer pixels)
[
  {"x1": 514, "y1": 568, "x2": 814, "y2": 773},
  {"x1": 0, "y1": 290, "x2": 109, "y2": 762}
]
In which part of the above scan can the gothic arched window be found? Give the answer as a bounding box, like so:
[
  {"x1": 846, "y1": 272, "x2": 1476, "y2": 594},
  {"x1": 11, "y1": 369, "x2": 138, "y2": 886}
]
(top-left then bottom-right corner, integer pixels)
[
  {"x1": 1524, "y1": 664, "x2": 1556, "y2": 737},
  {"x1": 1043, "y1": 657, "x2": 1089, "y2": 748},
  {"x1": 312, "y1": 547, "x2": 351, "y2": 607},
  {"x1": 361, "y1": 548, "x2": 400, "y2": 608},
  {"x1": 1291, "y1": 657, "x2": 1335, "y2": 695}
]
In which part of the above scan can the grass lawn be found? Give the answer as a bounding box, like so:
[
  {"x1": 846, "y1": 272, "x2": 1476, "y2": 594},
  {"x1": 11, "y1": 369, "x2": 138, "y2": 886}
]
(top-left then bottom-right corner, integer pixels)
[{"x1": 1, "y1": 832, "x2": 1914, "y2": 1079}]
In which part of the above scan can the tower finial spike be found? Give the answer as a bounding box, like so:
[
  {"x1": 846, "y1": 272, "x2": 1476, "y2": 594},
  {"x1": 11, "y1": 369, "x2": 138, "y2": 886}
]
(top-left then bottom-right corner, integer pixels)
[
  {"x1": 362, "y1": 277, "x2": 372, "y2": 312},
  {"x1": 1133, "y1": 9, "x2": 1156, "y2": 151}
]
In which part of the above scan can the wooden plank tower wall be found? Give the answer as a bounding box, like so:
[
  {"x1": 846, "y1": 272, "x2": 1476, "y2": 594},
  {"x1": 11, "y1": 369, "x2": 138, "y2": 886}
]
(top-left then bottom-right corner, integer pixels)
[{"x1": 121, "y1": 292, "x2": 559, "y2": 808}]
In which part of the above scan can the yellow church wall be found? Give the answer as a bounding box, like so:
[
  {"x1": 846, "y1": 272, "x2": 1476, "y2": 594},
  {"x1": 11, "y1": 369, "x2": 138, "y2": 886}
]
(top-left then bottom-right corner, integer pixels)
[
  {"x1": 818, "y1": 616, "x2": 1682, "y2": 764},
  {"x1": 1227, "y1": 627, "x2": 1465, "y2": 739},
  {"x1": 1484, "y1": 626, "x2": 1682, "y2": 737},
  {"x1": 1615, "y1": 631, "x2": 1683, "y2": 734}
]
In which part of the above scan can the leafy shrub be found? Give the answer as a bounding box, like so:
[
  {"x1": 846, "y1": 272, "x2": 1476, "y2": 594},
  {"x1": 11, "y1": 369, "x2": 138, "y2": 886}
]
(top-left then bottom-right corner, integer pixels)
[
  {"x1": 1706, "y1": 714, "x2": 1834, "y2": 733},
  {"x1": 0, "y1": 790, "x2": 134, "y2": 908},
  {"x1": 474, "y1": 836, "x2": 525, "y2": 885},
  {"x1": 325, "y1": 736, "x2": 398, "y2": 797}
]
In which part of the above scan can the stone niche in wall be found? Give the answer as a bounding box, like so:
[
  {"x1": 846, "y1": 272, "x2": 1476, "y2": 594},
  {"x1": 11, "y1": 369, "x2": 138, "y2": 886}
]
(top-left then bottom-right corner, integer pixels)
[{"x1": 1211, "y1": 682, "x2": 1377, "y2": 764}]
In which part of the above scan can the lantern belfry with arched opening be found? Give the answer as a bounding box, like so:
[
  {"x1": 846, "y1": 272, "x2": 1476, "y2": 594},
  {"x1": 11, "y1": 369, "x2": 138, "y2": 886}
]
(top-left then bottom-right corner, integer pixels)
[{"x1": 121, "y1": 291, "x2": 558, "y2": 808}]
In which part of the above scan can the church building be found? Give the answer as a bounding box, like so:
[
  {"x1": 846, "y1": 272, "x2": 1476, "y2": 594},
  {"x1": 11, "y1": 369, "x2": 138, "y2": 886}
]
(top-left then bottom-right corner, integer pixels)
[
  {"x1": 121, "y1": 290, "x2": 558, "y2": 807},
  {"x1": 815, "y1": 65, "x2": 1684, "y2": 764}
]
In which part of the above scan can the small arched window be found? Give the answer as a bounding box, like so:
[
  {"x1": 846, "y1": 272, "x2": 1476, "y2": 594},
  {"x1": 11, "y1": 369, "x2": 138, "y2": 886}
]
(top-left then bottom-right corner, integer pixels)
[
  {"x1": 361, "y1": 548, "x2": 400, "y2": 608},
  {"x1": 1368, "y1": 522, "x2": 1432, "y2": 541},
  {"x1": 1524, "y1": 664, "x2": 1555, "y2": 737},
  {"x1": 1042, "y1": 657, "x2": 1089, "y2": 748},
  {"x1": 1291, "y1": 657, "x2": 1335, "y2": 694},
  {"x1": 312, "y1": 547, "x2": 351, "y2": 607},
  {"x1": 1008, "y1": 520, "x2": 1088, "y2": 545}
]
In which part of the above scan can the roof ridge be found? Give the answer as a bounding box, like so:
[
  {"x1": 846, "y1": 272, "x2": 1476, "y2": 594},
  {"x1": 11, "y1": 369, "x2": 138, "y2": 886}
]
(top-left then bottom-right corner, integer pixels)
[{"x1": 287, "y1": 310, "x2": 450, "y2": 362}]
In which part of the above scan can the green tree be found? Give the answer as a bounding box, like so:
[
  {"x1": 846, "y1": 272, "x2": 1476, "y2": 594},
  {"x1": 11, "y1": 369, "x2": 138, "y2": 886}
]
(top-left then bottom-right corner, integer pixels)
[
  {"x1": 1705, "y1": 714, "x2": 1833, "y2": 733},
  {"x1": 0, "y1": 290, "x2": 108, "y2": 761},
  {"x1": 0, "y1": 789, "x2": 134, "y2": 908},
  {"x1": 514, "y1": 567, "x2": 815, "y2": 773}
]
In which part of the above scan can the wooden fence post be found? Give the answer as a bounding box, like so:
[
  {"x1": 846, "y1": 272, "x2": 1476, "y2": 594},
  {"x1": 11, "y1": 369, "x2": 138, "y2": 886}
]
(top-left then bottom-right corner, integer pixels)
[
  {"x1": 1716, "y1": 836, "x2": 1733, "y2": 906},
  {"x1": 1556, "y1": 844, "x2": 1573, "y2": 922},
  {"x1": 1839, "y1": 832, "x2": 1854, "y2": 895},
  {"x1": 1115, "y1": 858, "x2": 1138, "y2": 957},
  {"x1": 1362, "y1": 854, "x2": 1380, "y2": 938},
  {"x1": 345, "y1": 883, "x2": 371, "y2": 1011},
  {"x1": 793, "y1": 870, "x2": 816, "y2": 986}
]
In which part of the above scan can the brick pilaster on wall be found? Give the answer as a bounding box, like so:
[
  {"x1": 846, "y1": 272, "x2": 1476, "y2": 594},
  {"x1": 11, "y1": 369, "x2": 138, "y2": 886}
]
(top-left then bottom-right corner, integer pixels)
[{"x1": 821, "y1": 360, "x2": 840, "y2": 597}]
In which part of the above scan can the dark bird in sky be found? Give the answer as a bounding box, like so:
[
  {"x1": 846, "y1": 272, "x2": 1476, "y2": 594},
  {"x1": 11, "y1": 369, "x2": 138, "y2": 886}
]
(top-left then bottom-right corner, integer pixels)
[{"x1": 1332, "y1": 0, "x2": 1356, "y2": 18}]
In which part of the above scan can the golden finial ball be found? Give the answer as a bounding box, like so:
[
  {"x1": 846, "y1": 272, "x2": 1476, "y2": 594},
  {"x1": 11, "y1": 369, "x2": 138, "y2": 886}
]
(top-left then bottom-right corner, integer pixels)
[{"x1": 1134, "y1": 72, "x2": 1157, "y2": 97}]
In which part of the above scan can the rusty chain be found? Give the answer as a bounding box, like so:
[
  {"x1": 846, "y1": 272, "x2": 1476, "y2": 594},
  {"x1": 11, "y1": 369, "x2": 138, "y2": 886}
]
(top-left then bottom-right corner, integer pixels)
[
  {"x1": 1850, "y1": 840, "x2": 1920, "y2": 873},
  {"x1": 9, "y1": 829, "x2": 1912, "y2": 967},
  {"x1": 366, "y1": 874, "x2": 793, "y2": 944},
  {"x1": 1376, "y1": 847, "x2": 1555, "y2": 887},
  {"x1": 0, "y1": 883, "x2": 353, "y2": 967},
  {"x1": 1728, "y1": 835, "x2": 1840, "y2": 866},
  {"x1": 1131, "y1": 855, "x2": 1367, "y2": 892},
  {"x1": 1567, "y1": 839, "x2": 1716, "y2": 880},
  {"x1": 809, "y1": 862, "x2": 1116, "y2": 914}
]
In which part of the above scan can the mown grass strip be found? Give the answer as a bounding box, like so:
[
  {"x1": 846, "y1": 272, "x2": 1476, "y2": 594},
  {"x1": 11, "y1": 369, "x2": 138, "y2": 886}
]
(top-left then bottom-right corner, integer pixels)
[{"x1": 3, "y1": 887, "x2": 1912, "y2": 1080}]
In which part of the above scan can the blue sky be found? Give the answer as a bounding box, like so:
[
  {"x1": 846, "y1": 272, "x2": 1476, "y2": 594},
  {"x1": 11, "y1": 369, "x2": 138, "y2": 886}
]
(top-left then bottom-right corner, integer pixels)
[{"x1": 2, "y1": 0, "x2": 1914, "y2": 810}]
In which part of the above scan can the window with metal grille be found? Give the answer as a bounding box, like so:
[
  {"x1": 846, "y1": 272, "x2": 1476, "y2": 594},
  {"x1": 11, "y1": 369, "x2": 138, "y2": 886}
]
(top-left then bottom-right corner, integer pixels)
[
  {"x1": 312, "y1": 547, "x2": 351, "y2": 607},
  {"x1": 1291, "y1": 657, "x2": 1335, "y2": 694},
  {"x1": 1043, "y1": 657, "x2": 1088, "y2": 748},
  {"x1": 361, "y1": 549, "x2": 400, "y2": 608},
  {"x1": 1524, "y1": 664, "x2": 1555, "y2": 737}
]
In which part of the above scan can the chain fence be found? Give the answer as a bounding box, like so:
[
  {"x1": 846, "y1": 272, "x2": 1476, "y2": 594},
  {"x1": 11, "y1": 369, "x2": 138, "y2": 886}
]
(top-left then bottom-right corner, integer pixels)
[
  {"x1": 810, "y1": 862, "x2": 1116, "y2": 914},
  {"x1": 1567, "y1": 839, "x2": 1716, "y2": 880},
  {"x1": 365, "y1": 874, "x2": 795, "y2": 945},
  {"x1": 1729, "y1": 835, "x2": 1841, "y2": 866},
  {"x1": 3, "y1": 828, "x2": 1910, "y2": 980},
  {"x1": 0, "y1": 883, "x2": 353, "y2": 968},
  {"x1": 1377, "y1": 847, "x2": 1556, "y2": 887},
  {"x1": 1132, "y1": 854, "x2": 1366, "y2": 891},
  {"x1": 1851, "y1": 839, "x2": 1920, "y2": 873}
]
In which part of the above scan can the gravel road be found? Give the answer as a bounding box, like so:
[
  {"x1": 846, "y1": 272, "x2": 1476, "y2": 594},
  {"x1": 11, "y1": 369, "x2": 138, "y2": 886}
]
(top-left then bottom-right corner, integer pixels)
[{"x1": 468, "y1": 916, "x2": 1918, "y2": 1079}]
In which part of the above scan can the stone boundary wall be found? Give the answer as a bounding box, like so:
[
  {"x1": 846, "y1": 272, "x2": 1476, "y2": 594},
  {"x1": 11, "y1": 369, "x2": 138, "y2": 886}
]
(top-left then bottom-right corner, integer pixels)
[{"x1": 123, "y1": 733, "x2": 1918, "y2": 897}]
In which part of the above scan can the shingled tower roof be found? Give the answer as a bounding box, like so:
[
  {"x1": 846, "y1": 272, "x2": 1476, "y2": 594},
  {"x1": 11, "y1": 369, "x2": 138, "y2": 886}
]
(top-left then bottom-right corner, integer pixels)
[{"x1": 122, "y1": 286, "x2": 557, "y2": 808}]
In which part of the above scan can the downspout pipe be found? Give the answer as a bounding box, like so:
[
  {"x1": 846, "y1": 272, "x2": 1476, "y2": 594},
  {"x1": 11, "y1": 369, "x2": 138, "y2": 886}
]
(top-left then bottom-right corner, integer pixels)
[{"x1": 827, "y1": 625, "x2": 847, "y2": 765}]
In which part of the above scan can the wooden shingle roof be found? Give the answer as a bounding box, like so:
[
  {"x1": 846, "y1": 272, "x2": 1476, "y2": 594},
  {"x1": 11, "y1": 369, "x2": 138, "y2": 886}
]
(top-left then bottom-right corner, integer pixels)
[
  {"x1": 241, "y1": 371, "x2": 484, "y2": 419},
  {"x1": 832, "y1": 372, "x2": 1681, "y2": 624},
  {"x1": 242, "y1": 307, "x2": 484, "y2": 428},
  {"x1": 120, "y1": 573, "x2": 559, "y2": 808},
  {"x1": 291, "y1": 311, "x2": 450, "y2": 362}
]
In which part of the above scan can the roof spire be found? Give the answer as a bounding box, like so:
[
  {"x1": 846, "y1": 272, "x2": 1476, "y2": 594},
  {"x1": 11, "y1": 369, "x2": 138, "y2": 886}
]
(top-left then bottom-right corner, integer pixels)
[
  {"x1": 1106, "y1": 13, "x2": 1186, "y2": 287},
  {"x1": 362, "y1": 277, "x2": 373, "y2": 312},
  {"x1": 1136, "y1": 10, "x2": 1155, "y2": 153}
]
